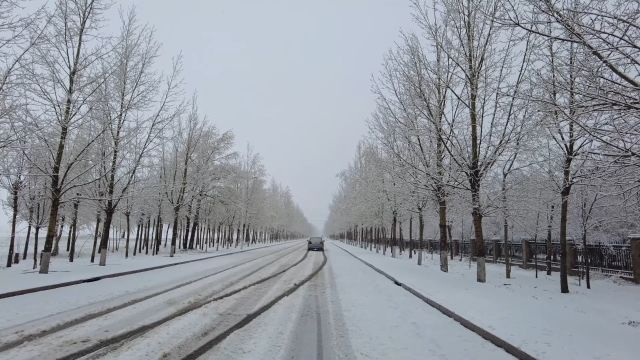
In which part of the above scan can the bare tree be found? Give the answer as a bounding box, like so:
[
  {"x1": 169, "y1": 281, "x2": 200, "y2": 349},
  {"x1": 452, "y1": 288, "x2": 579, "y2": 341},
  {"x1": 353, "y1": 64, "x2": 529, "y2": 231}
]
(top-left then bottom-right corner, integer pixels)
[
  {"x1": 95, "y1": 9, "x2": 183, "y2": 266},
  {"x1": 420, "y1": 0, "x2": 527, "y2": 282},
  {"x1": 25, "y1": 0, "x2": 111, "y2": 274},
  {"x1": 164, "y1": 98, "x2": 205, "y2": 257},
  {"x1": 533, "y1": 26, "x2": 593, "y2": 292}
]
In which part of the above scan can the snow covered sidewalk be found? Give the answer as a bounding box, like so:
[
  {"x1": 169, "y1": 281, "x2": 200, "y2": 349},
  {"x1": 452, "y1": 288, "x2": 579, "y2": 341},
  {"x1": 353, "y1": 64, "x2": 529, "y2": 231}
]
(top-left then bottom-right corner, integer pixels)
[
  {"x1": 0, "y1": 241, "x2": 291, "y2": 294},
  {"x1": 333, "y1": 240, "x2": 640, "y2": 360}
]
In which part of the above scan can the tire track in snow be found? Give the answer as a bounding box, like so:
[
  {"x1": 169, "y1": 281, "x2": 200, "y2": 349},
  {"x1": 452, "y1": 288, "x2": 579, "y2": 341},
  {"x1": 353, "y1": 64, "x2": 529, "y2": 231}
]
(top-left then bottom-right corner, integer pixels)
[
  {"x1": 0, "y1": 242, "x2": 302, "y2": 353},
  {"x1": 0, "y1": 244, "x2": 307, "y2": 360},
  {"x1": 58, "y1": 246, "x2": 309, "y2": 360},
  {"x1": 180, "y1": 250, "x2": 328, "y2": 360},
  {"x1": 315, "y1": 289, "x2": 324, "y2": 360},
  {"x1": 198, "y1": 248, "x2": 357, "y2": 360}
]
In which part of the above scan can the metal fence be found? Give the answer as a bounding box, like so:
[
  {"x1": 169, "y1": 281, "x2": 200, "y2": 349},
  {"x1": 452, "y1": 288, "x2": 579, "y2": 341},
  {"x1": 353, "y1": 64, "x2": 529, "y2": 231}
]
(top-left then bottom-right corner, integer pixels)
[
  {"x1": 577, "y1": 244, "x2": 633, "y2": 275},
  {"x1": 398, "y1": 238, "x2": 633, "y2": 276}
]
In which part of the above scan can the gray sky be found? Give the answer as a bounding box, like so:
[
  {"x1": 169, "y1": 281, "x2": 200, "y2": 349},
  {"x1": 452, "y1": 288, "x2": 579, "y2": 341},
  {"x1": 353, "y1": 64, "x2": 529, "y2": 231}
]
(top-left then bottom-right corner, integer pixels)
[
  {"x1": 0, "y1": 1, "x2": 413, "y2": 234},
  {"x1": 115, "y1": 0, "x2": 413, "y2": 232}
]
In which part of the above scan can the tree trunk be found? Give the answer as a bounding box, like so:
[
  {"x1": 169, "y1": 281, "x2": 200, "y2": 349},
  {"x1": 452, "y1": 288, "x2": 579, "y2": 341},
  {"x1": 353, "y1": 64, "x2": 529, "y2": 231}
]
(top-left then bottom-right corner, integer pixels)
[
  {"x1": 155, "y1": 219, "x2": 162, "y2": 255},
  {"x1": 559, "y1": 187, "x2": 571, "y2": 294},
  {"x1": 546, "y1": 205, "x2": 554, "y2": 275},
  {"x1": 533, "y1": 209, "x2": 541, "y2": 279},
  {"x1": 164, "y1": 223, "x2": 170, "y2": 248},
  {"x1": 99, "y1": 207, "x2": 114, "y2": 266},
  {"x1": 125, "y1": 212, "x2": 131, "y2": 258},
  {"x1": 189, "y1": 199, "x2": 200, "y2": 250},
  {"x1": 40, "y1": 148, "x2": 65, "y2": 273},
  {"x1": 66, "y1": 219, "x2": 73, "y2": 252},
  {"x1": 149, "y1": 217, "x2": 157, "y2": 255},
  {"x1": 68, "y1": 198, "x2": 80, "y2": 262},
  {"x1": 52, "y1": 215, "x2": 65, "y2": 257},
  {"x1": 438, "y1": 197, "x2": 449, "y2": 273},
  {"x1": 471, "y1": 179, "x2": 486, "y2": 282},
  {"x1": 582, "y1": 228, "x2": 590, "y2": 289},
  {"x1": 90, "y1": 210, "x2": 101, "y2": 263},
  {"x1": 33, "y1": 225, "x2": 40, "y2": 270},
  {"x1": 133, "y1": 219, "x2": 141, "y2": 256},
  {"x1": 241, "y1": 223, "x2": 246, "y2": 249},
  {"x1": 398, "y1": 221, "x2": 403, "y2": 255},
  {"x1": 170, "y1": 210, "x2": 179, "y2": 256},
  {"x1": 418, "y1": 208, "x2": 424, "y2": 265},
  {"x1": 6, "y1": 183, "x2": 19, "y2": 268},
  {"x1": 22, "y1": 206, "x2": 33, "y2": 260},
  {"x1": 144, "y1": 216, "x2": 151, "y2": 255},
  {"x1": 408, "y1": 216, "x2": 413, "y2": 259},
  {"x1": 216, "y1": 224, "x2": 221, "y2": 251},
  {"x1": 183, "y1": 200, "x2": 193, "y2": 249},
  {"x1": 502, "y1": 176, "x2": 511, "y2": 279},
  {"x1": 391, "y1": 212, "x2": 397, "y2": 258}
]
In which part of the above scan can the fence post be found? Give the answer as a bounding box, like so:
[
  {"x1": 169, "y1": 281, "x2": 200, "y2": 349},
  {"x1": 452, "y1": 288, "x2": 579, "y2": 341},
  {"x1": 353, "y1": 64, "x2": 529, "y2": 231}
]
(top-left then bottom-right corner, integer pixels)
[
  {"x1": 521, "y1": 239, "x2": 529, "y2": 269},
  {"x1": 630, "y1": 235, "x2": 640, "y2": 284},
  {"x1": 567, "y1": 241, "x2": 577, "y2": 273},
  {"x1": 493, "y1": 238, "x2": 500, "y2": 263}
]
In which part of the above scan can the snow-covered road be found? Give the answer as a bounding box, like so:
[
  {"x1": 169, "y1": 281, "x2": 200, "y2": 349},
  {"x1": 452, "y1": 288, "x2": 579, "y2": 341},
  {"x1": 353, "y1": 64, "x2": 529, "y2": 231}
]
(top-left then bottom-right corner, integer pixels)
[
  {"x1": 0, "y1": 241, "x2": 315, "y2": 359},
  {"x1": 208, "y1": 241, "x2": 513, "y2": 360},
  {"x1": 1, "y1": 240, "x2": 516, "y2": 360}
]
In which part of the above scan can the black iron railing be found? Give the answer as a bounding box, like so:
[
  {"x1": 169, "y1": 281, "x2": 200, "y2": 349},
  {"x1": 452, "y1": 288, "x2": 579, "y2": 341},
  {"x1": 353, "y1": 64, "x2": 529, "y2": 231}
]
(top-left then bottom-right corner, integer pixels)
[{"x1": 394, "y1": 238, "x2": 632, "y2": 276}]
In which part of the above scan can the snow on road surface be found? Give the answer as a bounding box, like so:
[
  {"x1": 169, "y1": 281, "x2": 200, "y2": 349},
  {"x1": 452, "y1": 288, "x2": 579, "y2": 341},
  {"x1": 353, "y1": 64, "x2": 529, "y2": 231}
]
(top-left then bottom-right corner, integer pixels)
[
  {"x1": 88, "y1": 248, "x2": 323, "y2": 359},
  {"x1": 0, "y1": 242, "x2": 297, "y2": 331},
  {"x1": 331, "y1": 240, "x2": 640, "y2": 360},
  {"x1": 208, "y1": 242, "x2": 512, "y2": 360},
  {"x1": 0, "y1": 242, "x2": 306, "y2": 359}
]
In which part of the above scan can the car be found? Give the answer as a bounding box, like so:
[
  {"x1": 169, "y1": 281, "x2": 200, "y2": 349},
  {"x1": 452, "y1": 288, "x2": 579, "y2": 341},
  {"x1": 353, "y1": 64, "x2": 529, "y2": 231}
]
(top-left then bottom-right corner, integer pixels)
[{"x1": 307, "y1": 237, "x2": 324, "y2": 251}]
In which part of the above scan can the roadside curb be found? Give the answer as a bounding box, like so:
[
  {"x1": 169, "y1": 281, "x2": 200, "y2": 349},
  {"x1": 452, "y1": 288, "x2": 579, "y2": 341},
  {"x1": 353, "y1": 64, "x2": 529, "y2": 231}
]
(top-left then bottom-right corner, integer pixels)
[
  {"x1": 332, "y1": 242, "x2": 537, "y2": 360},
  {"x1": 0, "y1": 241, "x2": 296, "y2": 299}
]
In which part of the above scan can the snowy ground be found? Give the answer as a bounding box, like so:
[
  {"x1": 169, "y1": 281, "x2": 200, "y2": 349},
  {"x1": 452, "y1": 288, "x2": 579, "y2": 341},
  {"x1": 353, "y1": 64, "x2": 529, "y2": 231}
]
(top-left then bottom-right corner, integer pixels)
[
  {"x1": 329, "y1": 240, "x2": 640, "y2": 360},
  {"x1": 1, "y1": 239, "x2": 636, "y2": 359}
]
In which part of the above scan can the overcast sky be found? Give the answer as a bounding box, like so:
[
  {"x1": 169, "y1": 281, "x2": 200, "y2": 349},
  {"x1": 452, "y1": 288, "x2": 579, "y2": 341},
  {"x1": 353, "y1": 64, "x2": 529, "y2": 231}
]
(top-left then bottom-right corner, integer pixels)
[
  {"x1": 1, "y1": 1, "x2": 413, "y2": 234},
  {"x1": 113, "y1": 0, "x2": 414, "y2": 232}
]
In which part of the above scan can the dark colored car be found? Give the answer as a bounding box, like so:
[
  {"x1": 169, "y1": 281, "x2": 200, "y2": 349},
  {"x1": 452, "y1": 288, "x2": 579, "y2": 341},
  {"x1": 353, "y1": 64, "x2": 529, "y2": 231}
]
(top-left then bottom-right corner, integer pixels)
[{"x1": 307, "y1": 237, "x2": 324, "y2": 251}]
